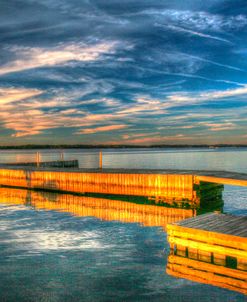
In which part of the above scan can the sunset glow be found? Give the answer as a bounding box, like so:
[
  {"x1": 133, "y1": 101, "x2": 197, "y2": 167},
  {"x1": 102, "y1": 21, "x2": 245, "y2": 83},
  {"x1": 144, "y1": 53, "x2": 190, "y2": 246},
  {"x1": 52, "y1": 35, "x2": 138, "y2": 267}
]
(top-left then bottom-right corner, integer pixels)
[{"x1": 0, "y1": 1, "x2": 247, "y2": 145}]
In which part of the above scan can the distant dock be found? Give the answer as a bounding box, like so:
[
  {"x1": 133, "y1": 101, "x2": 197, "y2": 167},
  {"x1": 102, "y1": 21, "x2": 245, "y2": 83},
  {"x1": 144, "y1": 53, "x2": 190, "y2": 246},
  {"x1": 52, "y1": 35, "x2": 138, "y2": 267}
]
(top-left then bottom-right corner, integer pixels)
[
  {"x1": 0, "y1": 159, "x2": 79, "y2": 168},
  {"x1": 167, "y1": 213, "x2": 247, "y2": 294}
]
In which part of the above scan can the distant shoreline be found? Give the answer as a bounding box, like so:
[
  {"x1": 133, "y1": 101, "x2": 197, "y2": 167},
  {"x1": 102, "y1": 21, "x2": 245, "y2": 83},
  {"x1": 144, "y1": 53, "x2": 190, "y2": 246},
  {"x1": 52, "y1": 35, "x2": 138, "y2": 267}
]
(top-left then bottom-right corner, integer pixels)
[{"x1": 0, "y1": 144, "x2": 246, "y2": 150}]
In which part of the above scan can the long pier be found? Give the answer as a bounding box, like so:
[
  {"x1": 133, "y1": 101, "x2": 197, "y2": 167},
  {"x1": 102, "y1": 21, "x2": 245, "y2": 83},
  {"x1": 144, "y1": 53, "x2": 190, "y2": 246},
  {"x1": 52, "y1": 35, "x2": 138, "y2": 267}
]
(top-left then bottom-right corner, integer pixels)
[
  {"x1": 0, "y1": 167, "x2": 245, "y2": 205},
  {"x1": 166, "y1": 213, "x2": 247, "y2": 294}
]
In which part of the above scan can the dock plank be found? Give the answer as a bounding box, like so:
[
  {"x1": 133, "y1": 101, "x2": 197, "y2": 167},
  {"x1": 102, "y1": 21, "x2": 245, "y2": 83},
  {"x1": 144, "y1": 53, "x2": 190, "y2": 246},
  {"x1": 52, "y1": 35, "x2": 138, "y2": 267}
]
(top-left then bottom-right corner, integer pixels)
[{"x1": 176, "y1": 213, "x2": 247, "y2": 237}]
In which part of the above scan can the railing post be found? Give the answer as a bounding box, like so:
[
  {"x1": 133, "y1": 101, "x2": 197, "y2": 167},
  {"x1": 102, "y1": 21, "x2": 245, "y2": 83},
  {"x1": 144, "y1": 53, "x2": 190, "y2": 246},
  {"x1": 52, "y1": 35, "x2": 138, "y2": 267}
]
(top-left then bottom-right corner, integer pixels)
[
  {"x1": 60, "y1": 150, "x2": 64, "y2": 167},
  {"x1": 36, "y1": 152, "x2": 40, "y2": 168},
  {"x1": 60, "y1": 150, "x2": 64, "y2": 161},
  {"x1": 99, "y1": 150, "x2": 103, "y2": 169}
]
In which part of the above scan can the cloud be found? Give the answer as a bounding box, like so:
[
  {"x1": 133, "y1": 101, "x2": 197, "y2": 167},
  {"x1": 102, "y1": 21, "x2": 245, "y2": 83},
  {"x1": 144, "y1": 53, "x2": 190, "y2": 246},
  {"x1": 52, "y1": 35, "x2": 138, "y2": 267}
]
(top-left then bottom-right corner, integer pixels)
[
  {"x1": 117, "y1": 98, "x2": 165, "y2": 115},
  {"x1": 0, "y1": 87, "x2": 42, "y2": 105},
  {"x1": 0, "y1": 87, "x2": 129, "y2": 137},
  {"x1": 122, "y1": 132, "x2": 160, "y2": 140},
  {"x1": 77, "y1": 124, "x2": 128, "y2": 134},
  {"x1": 122, "y1": 134, "x2": 187, "y2": 145},
  {"x1": 156, "y1": 23, "x2": 231, "y2": 43},
  {"x1": 200, "y1": 122, "x2": 236, "y2": 132},
  {"x1": 0, "y1": 1, "x2": 246, "y2": 144},
  {"x1": 167, "y1": 85, "x2": 247, "y2": 102},
  {"x1": 151, "y1": 9, "x2": 247, "y2": 32},
  {"x1": 182, "y1": 54, "x2": 245, "y2": 72},
  {"x1": 0, "y1": 41, "x2": 117, "y2": 76}
]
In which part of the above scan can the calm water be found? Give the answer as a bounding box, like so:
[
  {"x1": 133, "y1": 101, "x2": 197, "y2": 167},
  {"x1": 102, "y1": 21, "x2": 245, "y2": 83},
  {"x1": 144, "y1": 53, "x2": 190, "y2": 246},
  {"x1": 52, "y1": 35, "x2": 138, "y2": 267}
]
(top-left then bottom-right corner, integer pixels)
[
  {"x1": 0, "y1": 147, "x2": 247, "y2": 172},
  {"x1": 0, "y1": 148, "x2": 246, "y2": 301}
]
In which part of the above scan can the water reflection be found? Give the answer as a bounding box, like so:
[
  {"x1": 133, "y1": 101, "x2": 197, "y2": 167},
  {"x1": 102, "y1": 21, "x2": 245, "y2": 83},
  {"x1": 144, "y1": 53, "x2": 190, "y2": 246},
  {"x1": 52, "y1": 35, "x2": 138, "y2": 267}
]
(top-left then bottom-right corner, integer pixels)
[
  {"x1": 167, "y1": 244, "x2": 247, "y2": 295},
  {"x1": 0, "y1": 187, "x2": 196, "y2": 228}
]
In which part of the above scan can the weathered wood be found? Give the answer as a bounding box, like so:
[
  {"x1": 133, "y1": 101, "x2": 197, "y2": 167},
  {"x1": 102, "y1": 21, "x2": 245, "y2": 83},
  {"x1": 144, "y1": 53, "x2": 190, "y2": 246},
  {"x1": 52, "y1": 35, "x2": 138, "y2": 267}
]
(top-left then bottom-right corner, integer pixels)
[
  {"x1": 167, "y1": 227, "x2": 247, "y2": 251},
  {"x1": 176, "y1": 213, "x2": 247, "y2": 237},
  {"x1": 195, "y1": 175, "x2": 247, "y2": 187},
  {"x1": 167, "y1": 212, "x2": 247, "y2": 294},
  {"x1": 0, "y1": 168, "x2": 196, "y2": 199},
  {"x1": 168, "y1": 236, "x2": 247, "y2": 259}
]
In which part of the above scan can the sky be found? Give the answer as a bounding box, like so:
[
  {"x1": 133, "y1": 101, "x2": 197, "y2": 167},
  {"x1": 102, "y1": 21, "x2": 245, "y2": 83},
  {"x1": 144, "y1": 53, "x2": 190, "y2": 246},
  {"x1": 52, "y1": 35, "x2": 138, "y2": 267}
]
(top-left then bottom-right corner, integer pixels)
[{"x1": 0, "y1": 0, "x2": 247, "y2": 145}]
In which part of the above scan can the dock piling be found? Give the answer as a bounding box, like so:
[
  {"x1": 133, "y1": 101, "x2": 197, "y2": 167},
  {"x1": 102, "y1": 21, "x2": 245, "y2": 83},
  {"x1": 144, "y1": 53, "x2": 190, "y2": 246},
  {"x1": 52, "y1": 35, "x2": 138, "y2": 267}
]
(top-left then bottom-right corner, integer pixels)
[{"x1": 99, "y1": 151, "x2": 103, "y2": 169}]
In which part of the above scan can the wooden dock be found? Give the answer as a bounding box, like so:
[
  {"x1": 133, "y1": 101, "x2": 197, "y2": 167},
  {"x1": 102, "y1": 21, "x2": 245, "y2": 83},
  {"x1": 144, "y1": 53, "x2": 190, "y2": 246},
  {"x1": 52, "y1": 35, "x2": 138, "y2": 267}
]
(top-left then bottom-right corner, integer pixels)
[
  {"x1": 167, "y1": 213, "x2": 247, "y2": 294},
  {"x1": 0, "y1": 168, "x2": 198, "y2": 202},
  {"x1": 0, "y1": 167, "x2": 245, "y2": 205},
  {"x1": 0, "y1": 159, "x2": 79, "y2": 168}
]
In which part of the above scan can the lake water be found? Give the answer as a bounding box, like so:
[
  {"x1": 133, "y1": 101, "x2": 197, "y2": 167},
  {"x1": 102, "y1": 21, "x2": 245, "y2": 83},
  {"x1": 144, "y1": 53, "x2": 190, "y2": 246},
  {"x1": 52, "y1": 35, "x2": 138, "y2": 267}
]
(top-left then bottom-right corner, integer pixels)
[
  {"x1": 0, "y1": 148, "x2": 246, "y2": 301},
  {"x1": 0, "y1": 147, "x2": 247, "y2": 172}
]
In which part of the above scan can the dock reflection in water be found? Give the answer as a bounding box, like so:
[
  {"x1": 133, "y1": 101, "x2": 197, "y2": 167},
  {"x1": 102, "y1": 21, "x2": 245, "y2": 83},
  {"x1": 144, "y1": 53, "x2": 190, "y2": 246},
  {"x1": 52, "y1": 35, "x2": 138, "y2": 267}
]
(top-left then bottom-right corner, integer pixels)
[
  {"x1": 167, "y1": 252, "x2": 247, "y2": 295},
  {"x1": 0, "y1": 187, "x2": 196, "y2": 228}
]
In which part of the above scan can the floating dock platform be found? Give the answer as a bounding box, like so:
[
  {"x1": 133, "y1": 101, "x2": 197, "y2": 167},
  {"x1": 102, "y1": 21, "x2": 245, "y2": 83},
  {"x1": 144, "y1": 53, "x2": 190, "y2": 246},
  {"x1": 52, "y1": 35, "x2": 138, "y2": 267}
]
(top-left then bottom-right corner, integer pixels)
[
  {"x1": 167, "y1": 213, "x2": 247, "y2": 294},
  {"x1": 0, "y1": 167, "x2": 245, "y2": 206}
]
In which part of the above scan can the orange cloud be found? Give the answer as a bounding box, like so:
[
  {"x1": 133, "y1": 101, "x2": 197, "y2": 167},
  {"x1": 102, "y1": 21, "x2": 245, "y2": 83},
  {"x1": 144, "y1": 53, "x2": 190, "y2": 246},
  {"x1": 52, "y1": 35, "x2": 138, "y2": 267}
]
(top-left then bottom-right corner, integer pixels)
[
  {"x1": 199, "y1": 122, "x2": 236, "y2": 131},
  {"x1": 124, "y1": 134, "x2": 186, "y2": 144},
  {"x1": 0, "y1": 87, "x2": 42, "y2": 105},
  {"x1": 77, "y1": 124, "x2": 128, "y2": 134}
]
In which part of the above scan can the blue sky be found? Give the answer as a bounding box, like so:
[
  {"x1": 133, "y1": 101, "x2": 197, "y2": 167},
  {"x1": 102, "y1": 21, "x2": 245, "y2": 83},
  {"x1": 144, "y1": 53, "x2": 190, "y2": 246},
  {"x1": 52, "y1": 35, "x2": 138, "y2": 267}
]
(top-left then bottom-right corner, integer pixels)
[{"x1": 0, "y1": 0, "x2": 247, "y2": 145}]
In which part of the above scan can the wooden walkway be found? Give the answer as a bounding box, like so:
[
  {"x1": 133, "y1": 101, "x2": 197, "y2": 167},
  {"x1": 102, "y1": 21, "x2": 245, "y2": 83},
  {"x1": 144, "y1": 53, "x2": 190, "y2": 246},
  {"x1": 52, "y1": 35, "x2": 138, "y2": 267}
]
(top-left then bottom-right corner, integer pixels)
[
  {"x1": 0, "y1": 167, "x2": 246, "y2": 186},
  {"x1": 0, "y1": 167, "x2": 245, "y2": 203},
  {"x1": 167, "y1": 213, "x2": 247, "y2": 294},
  {"x1": 172, "y1": 213, "x2": 247, "y2": 237}
]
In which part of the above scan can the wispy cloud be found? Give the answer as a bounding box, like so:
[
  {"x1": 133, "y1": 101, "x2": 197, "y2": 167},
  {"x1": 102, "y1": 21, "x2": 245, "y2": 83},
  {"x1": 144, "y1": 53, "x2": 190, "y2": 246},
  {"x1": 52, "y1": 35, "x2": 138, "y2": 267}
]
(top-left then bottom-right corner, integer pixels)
[
  {"x1": 0, "y1": 87, "x2": 126, "y2": 137},
  {"x1": 76, "y1": 124, "x2": 128, "y2": 134},
  {"x1": 0, "y1": 41, "x2": 117, "y2": 76},
  {"x1": 122, "y1": 132, "x2": 160, "y2": 140},
  {"x1": 199, "y1": 122, "x2": 236, "y2": 132},
  {"x1": 122, "y1": 134, "x2": 187, "y2": 145},
  {"x1": 0, "y1": 1, "x2": 246, "y2": 144},
  {"x1": 156, "y1": 23, "x2": 231, "y2": 43},
  {"x1": 182, "y1": 54, "x2": 245, "y2": 72},
  {"x1": 167, "y1": 85, "x2": 247, "y2": 102},
  {"x1": 0, "y1": 87, "x2": 42, "y2": 105},
  {"x1": 152, "y1": 9, "x2": 247, "y2": 32}
]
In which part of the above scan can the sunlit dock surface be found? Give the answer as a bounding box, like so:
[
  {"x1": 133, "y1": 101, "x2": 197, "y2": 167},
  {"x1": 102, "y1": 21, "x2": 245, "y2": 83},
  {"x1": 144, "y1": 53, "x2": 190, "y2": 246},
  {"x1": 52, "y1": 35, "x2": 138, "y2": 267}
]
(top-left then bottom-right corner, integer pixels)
[
  {"x1": 167, "y1": 213, "x2": 247, "y2": 294},
  {"x1": 0, "y1": 166, "x2": 247, "y2": 184},
  {"x1": 0, "y1": 167, "x2": 241, "y2": 210}
]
